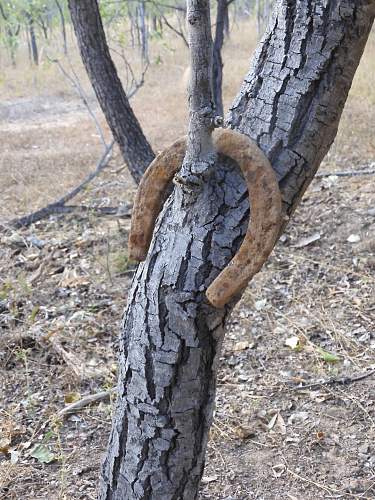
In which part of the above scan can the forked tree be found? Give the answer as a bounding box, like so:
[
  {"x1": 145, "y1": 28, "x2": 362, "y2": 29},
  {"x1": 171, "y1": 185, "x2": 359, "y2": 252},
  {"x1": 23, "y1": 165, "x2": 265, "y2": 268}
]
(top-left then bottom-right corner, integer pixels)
[{"x1": 70, "y1": 0, "x2": 375, "y2": 498}]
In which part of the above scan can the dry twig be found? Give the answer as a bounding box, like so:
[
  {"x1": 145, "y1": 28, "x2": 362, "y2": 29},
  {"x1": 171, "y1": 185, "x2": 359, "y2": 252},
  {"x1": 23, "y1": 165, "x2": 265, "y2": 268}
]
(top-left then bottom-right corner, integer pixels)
[
  {"x1": 316, "y1": 168, "x2": 375, "y2": 178},
  {"x1": 7, "y1": 141, "x2": 115, "y2": 229},
  {"x1": 57, "y1": 388, "x2": 116, "y2": 417},
  {"x1": 290, "y1": 369, "x2": 375, "y2": 391}
]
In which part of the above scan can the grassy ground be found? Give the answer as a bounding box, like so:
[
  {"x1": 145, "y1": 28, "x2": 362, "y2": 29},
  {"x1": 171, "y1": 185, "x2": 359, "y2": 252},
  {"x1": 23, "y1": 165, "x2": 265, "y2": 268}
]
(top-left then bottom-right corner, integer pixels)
[{"x1": 0, "y1": 17, "x2": 374, "y2": 500}]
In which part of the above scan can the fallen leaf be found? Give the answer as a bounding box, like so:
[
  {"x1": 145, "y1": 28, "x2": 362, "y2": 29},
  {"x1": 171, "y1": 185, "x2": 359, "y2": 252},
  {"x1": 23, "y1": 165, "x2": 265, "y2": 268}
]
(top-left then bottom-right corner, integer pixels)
[
  {"x1": 10, "y1": 450, "x2": 20, "y2": 464},
  {"x1": 254, "y1": 299, "x2": 267, "y2": 310},
  {"x1": 235, "y1": 425, "x2": 256, "y2": 440},
  {"x1": 316, "y1": 347, "x2": 340, "y2": 363},
  {"x1": 233, "y1": 341, "x2": 250, "y2": 352},
  {"x1": 275, "y1": 413, "x2": 287, "y2": 435},
  {"x1": 201, "y1": 475, "x2": 218, "y2": 484},
  {"x1": 285, "y1": 336, "x2": 301, "y2": 350},
  {"x1": 294, "y1": 232, "x2": 321, "y2": 248},
  {"x1": 267, "y1": 413, "x2": 278, "y2": 430},
  {"x1": 0, "y1": 437, "x2": 11, "y2": 454},
  {"x1": 30, "y1": 444, "x2": 56, "y2": 464},
  {"x1": 64, "y1": 392, "x2": 81, "y2": 404},
  {"x1": 288, "y1": 411, "x2": 309, "y2": 424}
]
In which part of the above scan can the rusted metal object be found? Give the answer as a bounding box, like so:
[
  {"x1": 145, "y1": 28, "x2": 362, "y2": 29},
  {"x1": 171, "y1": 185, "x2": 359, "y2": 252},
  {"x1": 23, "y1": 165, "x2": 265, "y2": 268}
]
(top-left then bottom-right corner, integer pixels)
[{"x1": 128, "y1": 129, "x2": 282, "y2": 307}]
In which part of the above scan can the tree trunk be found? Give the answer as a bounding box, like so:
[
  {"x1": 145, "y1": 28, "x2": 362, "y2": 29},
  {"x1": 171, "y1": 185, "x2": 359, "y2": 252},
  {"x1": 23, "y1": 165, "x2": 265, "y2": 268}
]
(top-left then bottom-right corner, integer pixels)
[
  {"x1": 55, "y1": 0, "x2": 68, "y2": 56},
  {"x1": 99, "y1": 0, "x2": 375, "y2": 498},
  {"x1": 68, "y1": 0, "x2": 155, "y2": 184},
  {"x1": 139, "y1": 1, "x2": 149, "y2": 64},
  {"x1": 256, "y1": 0, "x2": 262, "y2": 36},
  {"x1": 212, "y1": 0, "x2": 228, "y2": 116},
  {"x1": 39, "y1": 16, "x2": 48, "y2": 40},
  {"x1": 129, "y1": 12, "x2": 136, "y2": 48},
  {"x1": 26, "y1": 12, "x2": 39, "y2": 65},
  {"x1": 223, "y1": 1, "x2": 230, "y2": 38},
  {"x1": 25, "y1": 27, "x2": 32, "y2": 66}
]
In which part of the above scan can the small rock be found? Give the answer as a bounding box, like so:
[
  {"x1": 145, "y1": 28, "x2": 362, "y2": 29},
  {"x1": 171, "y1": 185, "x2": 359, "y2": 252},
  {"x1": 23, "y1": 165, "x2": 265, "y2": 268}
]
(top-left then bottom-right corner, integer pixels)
[{"x1": 347, "y1": 234, "x2": 361, "y2": 243}]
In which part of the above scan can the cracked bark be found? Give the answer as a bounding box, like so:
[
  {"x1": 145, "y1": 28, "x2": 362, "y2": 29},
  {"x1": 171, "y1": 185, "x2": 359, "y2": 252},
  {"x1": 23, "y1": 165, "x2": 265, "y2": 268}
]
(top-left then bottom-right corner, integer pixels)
[
  {"x1": 99, "y1": 1, "x2": 375, "y2": 499},
  {"x1": 68, "y1": 0, "x2": 155, "y2": 184}
]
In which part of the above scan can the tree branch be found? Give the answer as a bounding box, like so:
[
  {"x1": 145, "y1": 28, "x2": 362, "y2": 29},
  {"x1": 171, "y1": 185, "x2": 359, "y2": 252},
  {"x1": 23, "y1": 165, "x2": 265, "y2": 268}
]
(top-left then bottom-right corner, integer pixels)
[{"x1": 9, "y1": 141, "x2": 115, "y2": 229}]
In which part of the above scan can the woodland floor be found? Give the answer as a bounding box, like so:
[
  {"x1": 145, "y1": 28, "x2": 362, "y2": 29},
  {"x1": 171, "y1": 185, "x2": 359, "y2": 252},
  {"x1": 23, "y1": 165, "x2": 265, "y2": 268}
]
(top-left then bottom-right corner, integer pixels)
[{"x1": 0, "y1": 21, "x2": 374, "y2": 500}]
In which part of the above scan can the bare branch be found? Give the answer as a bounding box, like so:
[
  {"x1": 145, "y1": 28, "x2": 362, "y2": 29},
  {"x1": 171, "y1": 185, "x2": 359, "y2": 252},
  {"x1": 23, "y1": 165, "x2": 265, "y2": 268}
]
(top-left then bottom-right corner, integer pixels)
[
  {"x1": 290, "y1": 370, "x2": 375, "y2": 391},
  {"x1": 47, "y1": 56, "x2": 108, "y2": 149},
  {"x1": 316, "y1": 167, "x2": 375, "y2": 178},
  {"x1": 105, "y1": 0, "x2": 186, "y2": 13},
  {"x1": 57, "y1": 389, "x2": 116, "y2": 418},
  {"x1": 159, "y1": 11, "x2": 189, "y2": 46},
  {"x1": 8, "y1": 141, "x2": 115, "y2": 229},
  {"x1": 108, "y1": 44, "x2": 149, "y2": 97}
]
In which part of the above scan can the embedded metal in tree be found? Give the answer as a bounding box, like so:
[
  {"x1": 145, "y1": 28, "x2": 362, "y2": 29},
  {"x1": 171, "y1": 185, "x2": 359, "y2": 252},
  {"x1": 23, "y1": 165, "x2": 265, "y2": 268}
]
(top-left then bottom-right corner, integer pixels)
[{"x1": 128, "y1": 128, "x2": 282, "y2": 307}]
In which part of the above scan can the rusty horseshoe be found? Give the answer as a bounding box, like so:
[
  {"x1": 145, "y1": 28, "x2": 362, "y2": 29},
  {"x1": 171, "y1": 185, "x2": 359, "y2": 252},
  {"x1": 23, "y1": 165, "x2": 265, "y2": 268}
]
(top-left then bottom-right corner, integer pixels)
[{"x1": 128, "y1": 128, "x2": 282, "y2": 308}]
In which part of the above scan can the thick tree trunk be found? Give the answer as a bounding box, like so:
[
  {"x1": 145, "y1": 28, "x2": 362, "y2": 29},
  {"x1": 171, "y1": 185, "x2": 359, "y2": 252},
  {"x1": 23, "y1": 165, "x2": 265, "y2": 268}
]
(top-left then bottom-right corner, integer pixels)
[
  {"x1": 99, "y1": 1, "x2": 375, "y2": 498},
  {"x1": 68, "y1": 0, "x2": 155, "y2": 184}
]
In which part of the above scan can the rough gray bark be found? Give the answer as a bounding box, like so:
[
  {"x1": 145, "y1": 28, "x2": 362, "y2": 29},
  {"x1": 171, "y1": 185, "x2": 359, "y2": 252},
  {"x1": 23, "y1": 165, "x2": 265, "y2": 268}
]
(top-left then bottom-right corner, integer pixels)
[
  {"x1": 68, "y1": 0, "x2": 155, "y2": 184},
  {"x1": 99, "y1": 1, "x2": 375, "y2": 498}
]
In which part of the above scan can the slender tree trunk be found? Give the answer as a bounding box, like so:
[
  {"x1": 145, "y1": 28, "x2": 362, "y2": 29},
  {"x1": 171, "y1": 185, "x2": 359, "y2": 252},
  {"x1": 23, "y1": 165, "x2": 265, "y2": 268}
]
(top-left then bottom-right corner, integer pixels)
[
  {"x1": 0, "y1": 3, "x2": 19, "y2": 66},
  {"x1": 55, "y1": 0, "x2": 68, "y2": 56},
  {"x1": 39, "y1": 17, "x2": 48, "y2": 40},
  {"x1": 129, "y1": 12, "x2": 136, "y2": 48},
  {"x1": 99, "y1": 0, "x2": 375, "y2": 498},
  {"x1": 25, "y1": 27, "x2": 32, "y2": 65},
  {"x1": 139, "y1": 1, "x2": 149, "y2": 64},
  {"x1": 68, "y1": 0, "x2": 155, "y2": 184},
  {"x1": 223, "y1": 1, "x2": 230, "y2": 37},
  {"x1": 212, "y1": 0, "x2": 228, "y2": 116},
  {"x1": 136, "y1": 7, "x2": 142, "y2": 46},
  {"x1": 7, "y1": 28, "x2": 17, "y2": 68},
  {"x1": 26, "y1": 12, "x2": 39, "y2": 65},
  {"x1": 256, "y1": 0, "x2": 262, "y2": 36},
  {"x1": 152, "y1": 15, "x2": 157, "y2": 32}
]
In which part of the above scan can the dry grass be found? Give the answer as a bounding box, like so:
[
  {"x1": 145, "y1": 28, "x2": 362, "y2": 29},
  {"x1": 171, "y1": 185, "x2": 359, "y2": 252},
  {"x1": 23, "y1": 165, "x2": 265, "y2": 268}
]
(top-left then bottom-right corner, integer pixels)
[{"x1": 0, "y1": 18, "x2": 257, "y2": 220}]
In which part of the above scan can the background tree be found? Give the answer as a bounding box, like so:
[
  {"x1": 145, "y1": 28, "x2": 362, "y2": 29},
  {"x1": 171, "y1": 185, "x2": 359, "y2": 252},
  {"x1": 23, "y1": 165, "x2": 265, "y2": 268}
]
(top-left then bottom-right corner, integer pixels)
[
  {"x1": 68, "y1": 0, "x2": 155, "y2": 184},
  {"x1": 92, "y1": 0, "x2": 375, "y2": 498}
]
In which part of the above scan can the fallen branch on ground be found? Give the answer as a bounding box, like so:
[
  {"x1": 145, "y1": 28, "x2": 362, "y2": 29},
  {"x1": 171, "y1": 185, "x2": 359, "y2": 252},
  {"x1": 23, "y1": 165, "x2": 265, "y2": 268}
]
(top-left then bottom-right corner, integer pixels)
[
  {"x1": 316, "y1": 168, "x2": 375, "y2": 178},
  {"x1": 57, "y1": 388, "x2": 116, "y2": 417},
  {"x1": 290, "y1": 369, "x2": 375, "y2": 391},
  {"x1": 8, "y1": 141, "x2": 115, "y2": 229}
]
